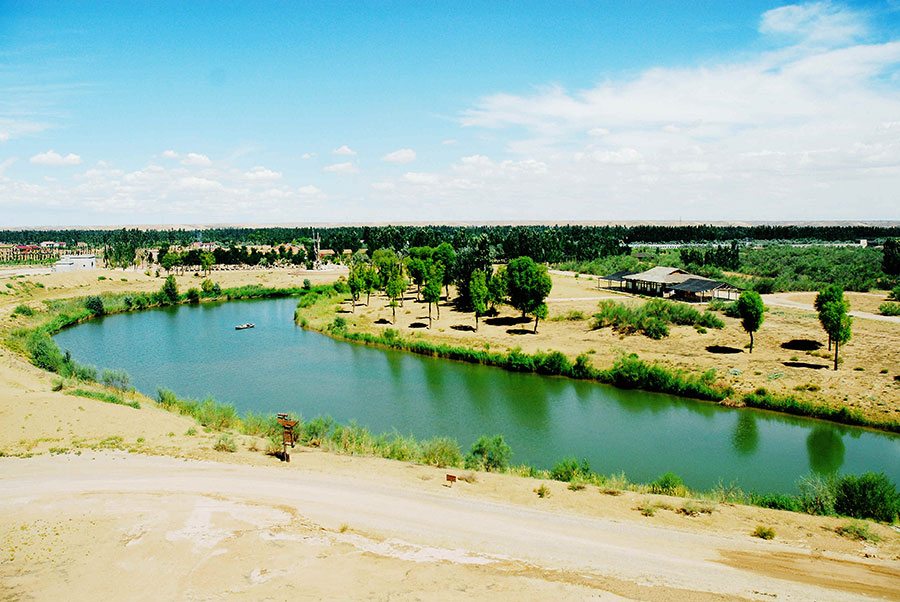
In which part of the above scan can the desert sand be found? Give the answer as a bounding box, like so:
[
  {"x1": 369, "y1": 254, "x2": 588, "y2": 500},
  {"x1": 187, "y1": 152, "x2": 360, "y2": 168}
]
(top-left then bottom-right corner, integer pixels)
[{"x1": 1, "y1": 266, "x2": 899, "y2": 601}]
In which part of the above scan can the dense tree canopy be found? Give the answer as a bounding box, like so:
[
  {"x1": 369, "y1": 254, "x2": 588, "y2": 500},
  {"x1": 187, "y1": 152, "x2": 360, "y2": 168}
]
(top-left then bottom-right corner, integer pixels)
[{"x1": 505, "y1": 256, "x2": 553, "y2": 333}]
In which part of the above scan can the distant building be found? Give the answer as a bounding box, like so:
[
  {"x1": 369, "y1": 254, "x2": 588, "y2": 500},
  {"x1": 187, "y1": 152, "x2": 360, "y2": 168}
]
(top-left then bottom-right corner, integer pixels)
[
  {"x1": 40, "y1": 241, "x2": 67, "y2": 248},
  {"x1": 53, "y1": 254, "x2": 97, "y2": 272}
]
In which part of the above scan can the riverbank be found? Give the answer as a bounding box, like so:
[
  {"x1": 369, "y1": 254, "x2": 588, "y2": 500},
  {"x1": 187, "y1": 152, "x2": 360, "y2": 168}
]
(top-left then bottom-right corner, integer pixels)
[{"x1": 1, "y1": 267, "x2": 899, "y2": 600}]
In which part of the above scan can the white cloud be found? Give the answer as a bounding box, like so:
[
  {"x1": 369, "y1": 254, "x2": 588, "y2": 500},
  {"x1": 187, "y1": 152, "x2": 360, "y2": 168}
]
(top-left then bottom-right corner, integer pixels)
[
  {"x1": 760, "y1": 2, "x2": 865, "y2": 44},
  {"x1": 298, "y1": 185, "x2": 322, "y2": 195},
  {"x1": 30, "y1": 150, "x2": 82, "y2": 166},
  {"x1": 161, "y1": 150, "x2": 180, "y2": 159},
  {"x1": 181, "y1": 153, "x2": 212, "y2": 167},
  {"x1": 590, "y1": 148, "x2": 643, "y2": 165},
  {"x1": 300, "y1": 153, "x2": 316, "y2": 159},
  {"x1": 402, "y1": 171, "x2": 438, "y2": 184},
  {"x1": 588, "y1": 127, "x2": 610, "y2": 137},
  {"x1": 243, "y1": 166, "x2": 283, "y2": 181},
  {"x1": 382, "y1": 148, "x2": 417, "y2": 163},
  {"x1": 332, "y1": 145, "x2": 356, "y2": 156},
  {"x1": 323, "y1": 161, "x2": 359, "y2": 174},
  {"x1": 442, "y1": 139, "x2": 458, "y2": 145}
]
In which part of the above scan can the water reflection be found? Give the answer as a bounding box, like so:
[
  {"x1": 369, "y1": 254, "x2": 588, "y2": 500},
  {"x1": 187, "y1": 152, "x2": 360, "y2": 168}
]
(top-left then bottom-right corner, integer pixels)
[
  {"x1": 731, "y1": 412, "x2": 759, "y2": 456},
  {"x1": 807, "y1": 427, "x2": 845, "y2": 475}
]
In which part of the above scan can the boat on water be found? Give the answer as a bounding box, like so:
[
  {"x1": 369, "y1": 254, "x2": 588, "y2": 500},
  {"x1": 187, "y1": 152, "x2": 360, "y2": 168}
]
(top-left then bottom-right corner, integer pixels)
[{"x1": 235, "y1": 323, "x2": 255, "y2": 330}]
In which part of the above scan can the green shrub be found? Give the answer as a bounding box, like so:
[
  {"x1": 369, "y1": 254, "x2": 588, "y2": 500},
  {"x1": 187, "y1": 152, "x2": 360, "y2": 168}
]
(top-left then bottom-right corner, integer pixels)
[
  {"x1": 328, "y1": 316, "x2": 347, "y2": 332},
  {"x1": 186, "y1": 288, "x2": 200, "y2": 303},
  {"x1": 798, "y1": 474, "x2": 835, "y2": 515},
  {"x1": 12, "y1": 304, "x2": 34, "y2": 316},
  {"x1": 643, "y1": 317, "x2": 669, "y2": 339},
  {"x1": 65, "y1": 388, "x2": 139, "y2": 409},
  {"x1": 571, "y1": 353, "x2": 595, "y2": 379},
  {"x1": 879, "y1": 302, "x2": 900, "y2": 316},
  {"x1": 26, "y1": 331, "x2": 63, "y2": 373},
  {"x1": 504, "y1": 349, "x2": 534, "y2": 372},
  {"x1": 833, "y1": 472, "x2": 900, "y2": 522},
  {"x1": 650, "y1": 472, "x2": 684, "y2": 495},
  {"x1": 534, "y1": 484, "x2": 551, "y2": 498},
  {"x1": 465, "y1": 434, "x2": 511, "y2": 472},
  {"x1": 550, "y1": 457, "x2": 590, "y2": 482},
  {"x1": 835, "y1": 521, "x2": 879, "y2": 542},
  {"x1": 303, "y1": 415, "x2": 335, "y2": 444},
  {"x1": 196, "y1": 398, "x2": 239, "y2": 430},
  {"x1": 201, "y1": 279, "x2": 214, "y2": 293},
  {"x1": 535, "y1": 350, "x2": 572, "y2": 376},
  {"x1": 84, "y1": 295, "x2": 105, "y2": 316},
  {"x1": 749, "y1": 492, "x2": 801, "y2": 512},
  {"x1": 303, "y1": 278, "x2": 312, "y2": 290},
  {"x1": 752, "y1": 525, "x2": 775, "y2": 540},
  {"x1": 213, "y1": 434, "x2": 237, "y2": 452},
  {"x1": 160, "y1": 275, "x2": 179, "y2": 304},
  {"x1": 333, "y1": 277, "x2": 349, "y2": 294},
  {"x1": 211, "y1": 282, "x2": 222, "y2": 295},
  {"x1": 101, "y1": 368, "x2": 130, "y2": 391},
  {"x1": 890, "y1": 285, "x2": 900, "y2": 301},
  {"x1": 420, "y1": 437, "x2": 462, "y2": 468}
]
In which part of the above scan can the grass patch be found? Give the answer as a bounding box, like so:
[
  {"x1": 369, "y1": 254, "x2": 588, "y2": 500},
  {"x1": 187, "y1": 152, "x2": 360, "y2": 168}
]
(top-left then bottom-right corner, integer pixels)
[
  {"x1": 592, "y1": 298, "x2": 724, "y2": 339},
  {"x1": 213, "y1": 433, "x2": 237, "y2": 452},
  {"x1": 879, "y1": 302, "x2": 900, "y2": 316},
  {"x1": 743, "y1": 388, "x2": 900, "y2": 433},
  {"x1": 64, "y1": 388, "x2": 140, "y2": 409},
  {"x1": 835, "y1": 521, "x2": 880, "y2": 542},
  {"x1": 752, "y1": 525, "x2": 775, "y2": 540}
]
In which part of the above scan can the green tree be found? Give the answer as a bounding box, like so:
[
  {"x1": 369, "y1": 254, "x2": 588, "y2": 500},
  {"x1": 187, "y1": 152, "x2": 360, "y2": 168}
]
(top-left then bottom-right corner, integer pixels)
[
  {"x1": 385, "y1": 271, "x2": 404, "y2": 324},
  {"x1": 488, "y1": 266, "x2": 507, "y2": 311},
  {"x1": 347, "y1": 263, "x2": 366, "y2": 313},
  {"x1": 465, "y1": 435, "x2": 511, "y2": 472},
  {"x1": 469, "y1": 269, "x2": 488, "y2": 332},
  {"x1": 815, "y1": 285, "x2": 844, "y2": 350},
  {"x1": 200, "y1": 252, "x2": 214, "y2": 275},
  {"x1": 736, "y1": 291, "x2": 765, "y2": 353},
  {"x1": 505, "y1": 256, "x2": 552, "y2": 333},
  {"x1": 372, "y1": 248, "x2": 400, "y2": 291},
  {"x1": 883, "y1": 238, "x2": 900, "y2": 276},
  {"x1": 819, "y1": 295, "x2": 852, "y2": 370},
  {"x1": 422, "y1": 263, "x2": 443, "y2": 328},
  {"x1": 161, "y1": 275, "x2": 179, "y2": 304},
  {"x1": 84, "y1": 295, "x2": 105, "y2": 316},
  {"x1": 160, "y1": 252, "x2": 179, "y2": 274},
  {"x1": 433, "y1": 242, "x2": 456, "y2": 297}
]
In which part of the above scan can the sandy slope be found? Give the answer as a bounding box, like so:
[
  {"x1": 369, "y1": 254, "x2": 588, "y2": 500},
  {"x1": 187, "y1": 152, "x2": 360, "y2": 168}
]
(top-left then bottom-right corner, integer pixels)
[{"x1": 3, "y1": 452, "x2": 899, "y2": 602}]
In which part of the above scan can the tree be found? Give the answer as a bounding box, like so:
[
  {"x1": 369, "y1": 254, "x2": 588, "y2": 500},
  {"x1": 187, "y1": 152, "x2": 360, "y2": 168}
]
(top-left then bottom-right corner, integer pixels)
[
  {"x1": 385, "y1": 272, "x2": 404, "y2": 324},
  {"x1": 422, "y1": 263, "x2": 443, "y2": 328},
  {"x1": 488, "y1": 266, "x2": 507, "y2": 311},
  {"x1": 736, "y1": 291, "x2": 764, "y2": 353},
  {"x1": 818, "y1": 294, "x2": 852, "y2": 370},
  {"x1": 160, "y1": 252, "x2": 179, "y2": 274},
  {"x1": 469, "y1": 269, "x2": 488, "y2": 332},
  {"x1": 347, "y1": 263, "x2": 366, "y2": 313},
  {"x1": 505, "y1": 256, "x2": 552, "y2": 333},
  {"x1": 883, "y1": 238, "x2": 900, "y2": 276},
  {"x1": 433, "y1": 242, "x2": 456, "y2": 298},
  {"x1": 815, "y1": 285, "x2": 844, "y2": 350},
  {"x1": 201, "y1": 252, "x2": 214, "y2": 275},
  {"x1": 161, "y1": 275, "x2": 179, "y2": 304},
  {"x1": 84, "y1": 295, "x2": 105, "y2": 316},
  {"x1": 372, "y1": 248, "x2": 400, "y2": 291}
]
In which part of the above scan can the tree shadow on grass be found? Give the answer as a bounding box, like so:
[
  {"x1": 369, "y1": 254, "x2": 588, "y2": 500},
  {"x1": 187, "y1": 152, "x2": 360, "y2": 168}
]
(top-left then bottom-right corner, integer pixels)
[
  {"x1": 506, "y1": 328, "x2": 534, "y2": 335},
  {"x1": 706, "y1": 345, "x2": 743, "y2": 354},
  {"x1": 374, "y1": 318, "x2": 391, "y2": 325},
  {"x1": 783, "y1": 361, "x2": 828, "y2": 370},
  {"x1": 485, "y1": 316, "x2": 532, "y2": 327},
  {"x1": 781, "y1": 339, "x2": 823, "y2": 351},
  {"x1": 451, "y1": 324, "x2": 475, "y2": 332},
  {"x1": 409, "y1": 322, "x2": 428, "y2": 329}
]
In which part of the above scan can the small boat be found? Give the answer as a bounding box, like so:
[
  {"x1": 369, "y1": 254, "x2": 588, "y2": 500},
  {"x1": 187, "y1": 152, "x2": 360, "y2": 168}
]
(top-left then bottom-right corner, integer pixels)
[{"x1": 235, "y1": 323, "x2": 255, "y2": 330}]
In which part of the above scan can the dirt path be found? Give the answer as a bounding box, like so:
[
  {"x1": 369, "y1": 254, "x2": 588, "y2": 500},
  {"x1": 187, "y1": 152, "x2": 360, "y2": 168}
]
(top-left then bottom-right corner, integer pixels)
[
  {"x1": 2, "y1": 453, "x2": 898, "y2": 601},
  {"x1": 764, "y1": 294, "x2": 900, "y2": 324}
]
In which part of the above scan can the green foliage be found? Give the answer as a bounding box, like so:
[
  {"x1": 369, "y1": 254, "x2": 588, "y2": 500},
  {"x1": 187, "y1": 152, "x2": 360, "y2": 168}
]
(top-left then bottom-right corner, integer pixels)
[
  {"x1": 883, "y1": 238, "x2": 900, "y2": 276},
  {"x1": 65, "y1": 388, "x2": 140, "y2": 409},
  {"x1": 550, "y1": 457, "x2": 591, "y2": 482},
  {"x1": 26, "y1": 331, "x2": 63, "y2": 373},
  {"x1": 12, "y1": 304, "x2": 34, "y2": 316},
  {"x1": 101, "y1": 368, "x2": 130, "y2": 390},
  {"x1": 160, "y1": 275, "x2": 179, "y2": 304},
  {"x1": 328, "y1": 316, "x2": 347, "y2": 332},
  {"x1": 600, "y1": 354, "x2": 728, "y2": 401},
  {"x1": 742, "y1": 388, "x2": 899, "y2": 432},
  {"x1": 650, "y1": 472, "x2": 684, "y2": 495},
  {"x1": 419, "y1": 437, "x2": 462, "y2": 468},
  {"x1": 469, "y1": 269, "x2": 488, "y2": 328},
  {"x1": 592, "y1": 299, "x2": 722, "y2": 339},
  {"x1": 201, "y1": 278, "x2": 215, "y2": 293},
  {"x1": 736, "y1": 291, "x2": 765, "y2": 353},
  {"x1": 84, "y1": 295, "x2": 105, "y2": 316},
  {"x1": 465, "y1": 434, "x2": 511, "y2": 472},
  {"x1": 535, "y1": 350, "x2": 572, "y2": 375},
  {"x1": 833, "y1": 472, "x2": 900, "y2": 522},
  {"x1": 835, "y1": 522, "x2": 880, "y2": 542},
  {"x1": 749, "y1": 492, "x2": 801, "y2": 512},
  {"x1": 890, "y1": 285, "x2": 900, "y2": 301},
  {"x1": 879, "y1": 302, "x2": 900, "y2": 316},
  {"x1": 196, "y1": 398, "x2": 239, "y2": 430},
  {"x1": 186, "y1": 287, "x2": 200, "y2": 303},
  {"x1": 213, "y1": 434, "x2": 237, "y2": 453},
  {"x1": 505, "y1": 256, "x2": 553, "y2": 327},
  {"x1": 534, "y1": 484, "x2": 551, "y2": 498},
  {"x1": 303, "y1": 278, "x2": 312, "y2": 290},
  {"x1": 752, "y1": 525, "x2": 776, "y2": 540},
  {"x1": 332, "y1": 276, "x2": 349, "y2": 294},
  {"x1": 798, "y1": 474, "x2": 836, "y2": 515}
]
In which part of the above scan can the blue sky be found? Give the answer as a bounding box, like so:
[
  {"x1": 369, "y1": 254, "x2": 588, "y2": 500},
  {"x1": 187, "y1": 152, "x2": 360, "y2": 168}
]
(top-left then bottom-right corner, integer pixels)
[{"x1": 2, "y1": 1, "x2": 900, "y2": 226}]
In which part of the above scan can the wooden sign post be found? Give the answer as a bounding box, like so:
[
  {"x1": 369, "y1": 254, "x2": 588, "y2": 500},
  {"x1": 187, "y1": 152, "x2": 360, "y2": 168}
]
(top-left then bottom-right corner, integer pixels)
[{"x1": 276, "y1": 413, "x2": 298, "y2": 462}]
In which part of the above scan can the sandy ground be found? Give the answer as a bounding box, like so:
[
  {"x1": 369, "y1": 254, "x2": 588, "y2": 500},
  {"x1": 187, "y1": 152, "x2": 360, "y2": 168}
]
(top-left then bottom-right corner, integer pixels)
[{"x1": 2, "y1": 266, "x2": 900, "y2": 600}]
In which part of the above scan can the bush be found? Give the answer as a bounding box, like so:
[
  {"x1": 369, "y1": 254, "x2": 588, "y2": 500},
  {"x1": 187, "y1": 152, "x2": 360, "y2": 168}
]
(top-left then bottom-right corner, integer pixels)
[
  {"x1": 749, "y1": 493, "x2": 801, "y2": 512},
  {"x1": 160, "y1": 275, "x2": 179, "y2": 304},
  {"x1": 752, "y1": 525, "x2": 775, "y2": 540},
  {"x1": 211, "y1": 282, "x2": 222, "y2": 295},
  {"x1": 835, "y1": 521, "x2": 879, "y2": 542},
  {"x1": 333, "y1": 277, "x2": 349, "y2": 294},
  {"x1": 213, "y1": 434, "x2": 237, "y2": 452},
  {"x1": 328, "y1": 316, "x2": 347, "y2": 332},
  {"x1": 101, "y1": 368, "x2": 130, "y2": 391},
  {"x1": 419, "y1": 437, "x2": 462, "y2": 468},
  {"x1": 84, "y1": 295, "x2": 105, "y2": 316},
  {"x1": 535, "y1": 351, "x2": 572, "y2": 376},
  {"x1": 890, "y1": 285, "x2": 900, "y2": 301},
  {"x1": 201, "y1": 279, "x2": 214, "y2": 293},
  {"x1": 650, "y1": 472, "x2": 684, "y2": 495},
  {"x1": 12, "y1": 304, "x2": 34, "y2": 316},
  {"x1": 303, "y1": 415, "x2": 335, "y2": 444},
  {"x1": 833, "y1": 472, "x2": 900, "y2": 522},
  {"x1": 465, "y1": 434, "x2": 511, "y2": 472},
  {"x1": 798, "y1": 474, "x2": 835, "y2": 515},
  {"x1": 571, "y1": 353, "x2": 595, "y2": 379},
  {"x1": 504, "y1": 349, "x2": 534, "y2": 372},
  {"x1": 186, "y1": 288, "x2": 200, "y2": 303},
  {"x1": 303, "y1": 279, "x2": 312, "y2": 290},
  {"x1": 879, "y1": 302, "x2": 900, "y2": 316},
  {"x1": 550, "y1": 457, "x2": 590, "y2": 482},
  {"x1": 26, "y1": 331, "x2": 63, "y2": 373}
]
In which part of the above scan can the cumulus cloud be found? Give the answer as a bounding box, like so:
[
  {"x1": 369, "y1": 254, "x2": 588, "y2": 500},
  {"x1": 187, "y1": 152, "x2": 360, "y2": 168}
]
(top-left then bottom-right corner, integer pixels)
[
  {"x1": 332, "y1": 145, "x2": 356, "y2": 156},
  {"x1": 181, "y1": 153, "x2": 212, "y2": 167},
  {"x1": 323, "y1": 161, "x2": 359, "y2": 174},
  {"x1": 381, "y1": 148, "x2": 417, "y2": 163},
  {"x1": 161, "y1": 150, "x2": 180, "y2": 159},
  {"x1": 30, "y1": 150, "x2": 82, "y2": 166},
  {"x1": 243, "y1": 166, "x2": 283, "y2": 181}
]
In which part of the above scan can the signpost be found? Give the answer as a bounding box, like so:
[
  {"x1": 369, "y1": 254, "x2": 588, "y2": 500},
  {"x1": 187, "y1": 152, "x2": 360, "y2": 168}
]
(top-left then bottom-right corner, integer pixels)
[{"x1": 276, "y1": 413, "x2": 298, "y2": 462}]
